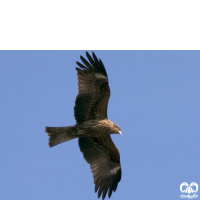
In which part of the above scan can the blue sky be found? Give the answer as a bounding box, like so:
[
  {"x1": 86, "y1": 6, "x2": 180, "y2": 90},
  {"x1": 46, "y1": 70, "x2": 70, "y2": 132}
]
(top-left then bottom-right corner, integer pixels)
[{"x1": 0, "y1": 51, "x2": 200, "y2": 200}]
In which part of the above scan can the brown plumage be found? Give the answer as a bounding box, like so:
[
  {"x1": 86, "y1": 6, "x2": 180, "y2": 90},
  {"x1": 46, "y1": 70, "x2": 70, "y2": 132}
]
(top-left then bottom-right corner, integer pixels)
[{"x1": 45, "y1": 52, "x2": 122, "y2": 199}]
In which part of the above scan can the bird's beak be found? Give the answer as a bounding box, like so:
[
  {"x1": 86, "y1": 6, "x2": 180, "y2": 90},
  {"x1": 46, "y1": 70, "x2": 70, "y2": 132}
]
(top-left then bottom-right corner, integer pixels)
[{"x1": 119, "y1": 130, "x2": 122, "y2": 135}]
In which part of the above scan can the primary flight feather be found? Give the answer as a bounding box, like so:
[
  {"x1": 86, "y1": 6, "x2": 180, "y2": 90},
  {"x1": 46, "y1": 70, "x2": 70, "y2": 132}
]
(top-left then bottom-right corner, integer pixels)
[{"x1": 45, "y1": 52, "x2": 122, "y2": 199}]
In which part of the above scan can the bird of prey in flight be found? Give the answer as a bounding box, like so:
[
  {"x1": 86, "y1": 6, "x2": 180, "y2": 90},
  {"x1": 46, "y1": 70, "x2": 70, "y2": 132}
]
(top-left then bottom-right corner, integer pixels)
[{"x1": 45, "y1": 52, "x2": 122, "y2": 199}]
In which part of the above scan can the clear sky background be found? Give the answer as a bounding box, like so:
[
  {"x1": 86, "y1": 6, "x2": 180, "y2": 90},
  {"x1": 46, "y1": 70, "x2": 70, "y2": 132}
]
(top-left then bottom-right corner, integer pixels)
[{"x1": 0, "y1": 51, "x2": 200, "y2": 200}]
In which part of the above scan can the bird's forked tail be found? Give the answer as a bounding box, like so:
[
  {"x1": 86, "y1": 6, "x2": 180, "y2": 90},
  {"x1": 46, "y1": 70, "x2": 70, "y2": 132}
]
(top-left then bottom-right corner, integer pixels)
[{"x1": 45, "y1": 126, "x2": 77, "y2": 147}]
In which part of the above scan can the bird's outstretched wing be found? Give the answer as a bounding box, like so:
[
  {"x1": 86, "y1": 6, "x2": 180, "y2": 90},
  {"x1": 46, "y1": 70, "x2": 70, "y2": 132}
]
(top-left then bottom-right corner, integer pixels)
[
  {"x1": 78, "y1": 136, "x2": 121, "y2": 199},
  {"x1": 74, "y1": 52, "x2": 110, "y2": 124}
]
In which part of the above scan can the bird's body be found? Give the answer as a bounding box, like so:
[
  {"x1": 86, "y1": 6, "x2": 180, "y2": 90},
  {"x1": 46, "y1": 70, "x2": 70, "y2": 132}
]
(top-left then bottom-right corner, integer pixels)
[
  {"x1": 78, "y1": 119, "x2": 120, "y2": 136},
  {"x1": 45, "y1": 52, "x2": 122, "y2": 199}
]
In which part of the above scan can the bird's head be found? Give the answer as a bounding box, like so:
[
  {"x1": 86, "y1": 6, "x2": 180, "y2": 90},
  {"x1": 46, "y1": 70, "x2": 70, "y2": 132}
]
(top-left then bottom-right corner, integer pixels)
[{"x1": 113, "y1": 124, "x2": 122, "y2": 135}]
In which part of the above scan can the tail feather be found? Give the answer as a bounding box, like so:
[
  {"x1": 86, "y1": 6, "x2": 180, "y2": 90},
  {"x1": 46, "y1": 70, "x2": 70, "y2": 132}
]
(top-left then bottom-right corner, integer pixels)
[{"x1": 45, "y1": 126, "x2": 77, "y2": 147}]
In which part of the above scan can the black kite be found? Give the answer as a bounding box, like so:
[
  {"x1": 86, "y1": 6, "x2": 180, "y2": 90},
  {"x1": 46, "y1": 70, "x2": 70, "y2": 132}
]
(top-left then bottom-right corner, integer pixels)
[{"x1": 45, "y1": 52, "x2": 122, "y2": 199}]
